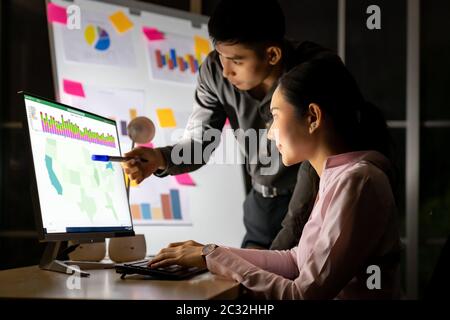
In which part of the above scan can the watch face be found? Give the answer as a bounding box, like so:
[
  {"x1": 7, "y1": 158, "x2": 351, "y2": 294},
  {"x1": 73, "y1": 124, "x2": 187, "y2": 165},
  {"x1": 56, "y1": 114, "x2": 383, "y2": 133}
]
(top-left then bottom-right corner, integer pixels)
[{"x1": 203, "y1": 244, "x2": 216, "y2": 256}]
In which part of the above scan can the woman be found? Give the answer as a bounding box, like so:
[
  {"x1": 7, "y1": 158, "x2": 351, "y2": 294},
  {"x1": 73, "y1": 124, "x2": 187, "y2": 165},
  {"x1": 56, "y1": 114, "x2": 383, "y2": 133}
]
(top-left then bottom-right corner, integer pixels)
[{"x1": 148, "y1": 54, "x2": 401, "y2": 299}]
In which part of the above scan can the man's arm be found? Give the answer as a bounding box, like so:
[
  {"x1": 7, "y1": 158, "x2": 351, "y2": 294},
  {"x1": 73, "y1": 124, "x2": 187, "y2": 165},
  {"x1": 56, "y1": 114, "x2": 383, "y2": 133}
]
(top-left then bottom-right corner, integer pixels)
[{"x1": 154, "y1": 53, "x2": 228, "y2": 177}]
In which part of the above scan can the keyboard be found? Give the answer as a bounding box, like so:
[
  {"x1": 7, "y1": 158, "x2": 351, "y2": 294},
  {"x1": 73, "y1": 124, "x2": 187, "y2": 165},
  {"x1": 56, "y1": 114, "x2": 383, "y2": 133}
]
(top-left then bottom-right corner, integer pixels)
[{"x1": 115, "y1": 260, "x2": 207, "y2": 280}]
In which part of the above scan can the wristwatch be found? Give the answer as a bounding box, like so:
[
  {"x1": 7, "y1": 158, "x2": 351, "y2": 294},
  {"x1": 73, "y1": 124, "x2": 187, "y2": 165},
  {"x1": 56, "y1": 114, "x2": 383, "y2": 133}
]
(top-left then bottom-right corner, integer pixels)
[{"x1": 202, "y1": 244, "x2": 218, "y2": 257}]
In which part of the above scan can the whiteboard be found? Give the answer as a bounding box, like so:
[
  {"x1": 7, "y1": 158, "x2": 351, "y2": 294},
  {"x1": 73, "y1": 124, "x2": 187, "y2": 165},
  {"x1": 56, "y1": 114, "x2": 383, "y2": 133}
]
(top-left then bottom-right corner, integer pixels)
[{"x1": 46, "y1": 0, "x2": 246, "y2": 254}]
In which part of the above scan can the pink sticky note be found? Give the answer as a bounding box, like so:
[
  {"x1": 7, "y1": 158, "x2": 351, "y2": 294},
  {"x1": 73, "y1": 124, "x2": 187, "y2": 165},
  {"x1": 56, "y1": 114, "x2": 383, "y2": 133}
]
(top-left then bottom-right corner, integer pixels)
[
  {"x1": 175, "y1": 173, "x2": 196, "y2": 186},
  {"x1": 63, "y1": 79, "x2": 85, "y2": 97},
  {"x1": 142, "y1": 27, "x2": 165, "y2": 41},
  {"x1": 137, "y1": 142, "x2": 154, "y2": 149},
  {"x1": 47, "y1": 3, "x2": 67, "y2": 24}
]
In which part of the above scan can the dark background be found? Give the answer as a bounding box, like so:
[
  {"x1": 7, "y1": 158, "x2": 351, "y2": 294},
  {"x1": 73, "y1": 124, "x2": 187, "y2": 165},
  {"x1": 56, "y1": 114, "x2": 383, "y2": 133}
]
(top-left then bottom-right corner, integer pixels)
[{"x1": 1, "y1": 0, "x2": 449, "y2": 298}]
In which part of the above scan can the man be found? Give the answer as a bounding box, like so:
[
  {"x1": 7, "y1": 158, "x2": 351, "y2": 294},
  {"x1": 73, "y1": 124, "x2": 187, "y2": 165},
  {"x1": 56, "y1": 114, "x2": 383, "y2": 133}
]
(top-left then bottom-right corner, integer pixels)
[{"x1": 123, "y1": 0, "x2": 323, "y2": 249}]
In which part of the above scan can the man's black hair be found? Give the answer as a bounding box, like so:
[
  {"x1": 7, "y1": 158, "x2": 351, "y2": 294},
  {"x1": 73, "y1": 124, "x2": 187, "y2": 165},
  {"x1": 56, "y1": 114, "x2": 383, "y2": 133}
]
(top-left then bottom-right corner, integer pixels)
[{"x1": 208, "y1": 0, "x2": 285, "y2": 48}]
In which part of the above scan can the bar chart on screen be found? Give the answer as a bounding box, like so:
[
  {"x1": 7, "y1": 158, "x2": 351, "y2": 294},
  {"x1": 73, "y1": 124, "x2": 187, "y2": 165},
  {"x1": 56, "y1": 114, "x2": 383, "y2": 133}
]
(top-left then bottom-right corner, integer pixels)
[
  {"x1": 28, "y1": 101, "x2": 118, "y2": 149},
  {"x1": 40, "y1": 112, "x2": 116, "y2": 148}
]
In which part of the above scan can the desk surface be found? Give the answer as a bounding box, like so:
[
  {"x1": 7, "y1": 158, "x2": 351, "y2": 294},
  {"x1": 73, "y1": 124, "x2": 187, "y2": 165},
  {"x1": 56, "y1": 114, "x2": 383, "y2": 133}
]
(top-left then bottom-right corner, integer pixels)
[{"x1": 0, "y1": 266, "x2": 240, "y2": 300}]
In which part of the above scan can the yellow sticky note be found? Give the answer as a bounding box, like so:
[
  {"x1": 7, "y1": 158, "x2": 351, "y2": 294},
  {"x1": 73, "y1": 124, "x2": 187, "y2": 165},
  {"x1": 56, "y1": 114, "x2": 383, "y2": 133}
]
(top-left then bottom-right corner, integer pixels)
[
  {"x1": 109, "y1": 11, "x2": 134, "y2": 34},
  {"x1": 129, "y1": 108, "x2": 137, "y2": 120},
  {"x1": 156, "y1": 108, "x2": 177, "y2": 128},
  {"x1": 194, "y1": 35, "x2": 211, "y2": 62}
]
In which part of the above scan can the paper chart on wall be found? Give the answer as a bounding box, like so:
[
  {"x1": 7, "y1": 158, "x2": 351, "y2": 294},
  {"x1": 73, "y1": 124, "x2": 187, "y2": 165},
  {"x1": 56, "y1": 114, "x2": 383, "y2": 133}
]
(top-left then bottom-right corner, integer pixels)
[
  {"x1": 143, "y1": 29, "x2": 211, "y2": 84},
  {"x1": 60, "y1": 9, "x2": 136, "y2": 68}
]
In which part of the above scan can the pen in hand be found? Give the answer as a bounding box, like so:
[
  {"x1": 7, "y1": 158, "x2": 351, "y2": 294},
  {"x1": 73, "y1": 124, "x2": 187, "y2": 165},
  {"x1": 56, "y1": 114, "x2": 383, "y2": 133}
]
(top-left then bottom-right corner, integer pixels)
[{"x1": 91, "y1": 155, "x2": 149, "y2": 163}]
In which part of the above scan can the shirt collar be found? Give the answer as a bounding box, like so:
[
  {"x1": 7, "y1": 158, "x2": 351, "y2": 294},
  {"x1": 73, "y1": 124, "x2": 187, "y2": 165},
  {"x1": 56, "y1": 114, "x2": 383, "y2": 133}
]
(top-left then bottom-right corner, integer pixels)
[{"x1": 322, "y1": 150, "x2": 370, "y2": 171}]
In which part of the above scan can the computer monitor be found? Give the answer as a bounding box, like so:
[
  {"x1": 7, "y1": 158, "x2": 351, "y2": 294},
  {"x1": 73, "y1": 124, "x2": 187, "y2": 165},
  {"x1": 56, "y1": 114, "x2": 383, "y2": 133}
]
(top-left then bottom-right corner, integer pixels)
[{"x1": 20, "y1": 92, "x2": 134, "y2": 276}]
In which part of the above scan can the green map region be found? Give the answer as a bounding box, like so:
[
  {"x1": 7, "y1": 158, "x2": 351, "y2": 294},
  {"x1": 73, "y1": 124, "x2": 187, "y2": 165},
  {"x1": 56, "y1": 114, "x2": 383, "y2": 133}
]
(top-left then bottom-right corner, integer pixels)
[{"x1": 44, "y1": 138, "x2": 119, "y2": 222}]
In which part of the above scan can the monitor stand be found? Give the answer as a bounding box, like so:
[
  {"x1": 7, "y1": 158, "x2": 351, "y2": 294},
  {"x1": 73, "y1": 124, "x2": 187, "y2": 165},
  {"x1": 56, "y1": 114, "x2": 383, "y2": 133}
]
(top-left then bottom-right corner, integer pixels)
[{"x1": 39, "y1": 241, "x2": 116, "y2": 277}]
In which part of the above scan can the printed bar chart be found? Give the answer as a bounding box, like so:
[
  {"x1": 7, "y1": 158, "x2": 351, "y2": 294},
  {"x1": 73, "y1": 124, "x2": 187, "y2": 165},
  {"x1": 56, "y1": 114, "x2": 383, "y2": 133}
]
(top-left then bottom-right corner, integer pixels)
[
  {"x1": 154, "y1": 49, "x2": 199, "y2": 73},
  {"x1": 130, "y1": 189, "x2": 183, "y2": 222}
]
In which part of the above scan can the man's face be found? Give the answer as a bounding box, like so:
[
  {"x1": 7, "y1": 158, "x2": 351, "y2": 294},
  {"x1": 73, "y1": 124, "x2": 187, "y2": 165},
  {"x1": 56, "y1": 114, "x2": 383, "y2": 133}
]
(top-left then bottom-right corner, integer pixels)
[{"x1": 215, "y1": 42, "x2": 273, "y2": 91}]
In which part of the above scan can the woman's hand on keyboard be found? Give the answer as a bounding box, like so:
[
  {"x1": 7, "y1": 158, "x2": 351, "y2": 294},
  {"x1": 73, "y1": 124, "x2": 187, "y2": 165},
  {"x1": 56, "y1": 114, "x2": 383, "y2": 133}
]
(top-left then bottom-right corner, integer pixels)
[{"x1": 148, "y1": 240, "x2": 206, "y2": 269}]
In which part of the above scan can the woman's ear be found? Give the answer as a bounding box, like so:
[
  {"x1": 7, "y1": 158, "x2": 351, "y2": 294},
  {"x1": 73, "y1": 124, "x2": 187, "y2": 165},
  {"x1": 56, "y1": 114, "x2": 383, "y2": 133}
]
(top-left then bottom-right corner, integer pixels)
[
  {"x1": 308, "y1": 103, "x2": 322, "y2": 134},
  {"x1": 266, "y1": 46, "x2": 282, "y2": 66}
]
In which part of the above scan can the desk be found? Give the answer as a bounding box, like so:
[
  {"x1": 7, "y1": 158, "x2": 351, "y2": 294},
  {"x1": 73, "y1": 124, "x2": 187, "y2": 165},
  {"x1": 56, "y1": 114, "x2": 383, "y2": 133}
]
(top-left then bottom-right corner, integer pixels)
[{"x1": 0, "y1": 266, "x2": 240, "y2": 300}]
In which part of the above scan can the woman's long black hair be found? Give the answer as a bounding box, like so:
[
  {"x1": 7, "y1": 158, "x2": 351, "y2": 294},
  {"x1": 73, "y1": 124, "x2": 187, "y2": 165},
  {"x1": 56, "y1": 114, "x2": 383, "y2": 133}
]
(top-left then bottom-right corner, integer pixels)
[
  {"x1": 279, "y1": 53, "x2": 393, "y2": 162},
  {"x1": 279, "y1": 54, "x2": 399, "y2": 195}
]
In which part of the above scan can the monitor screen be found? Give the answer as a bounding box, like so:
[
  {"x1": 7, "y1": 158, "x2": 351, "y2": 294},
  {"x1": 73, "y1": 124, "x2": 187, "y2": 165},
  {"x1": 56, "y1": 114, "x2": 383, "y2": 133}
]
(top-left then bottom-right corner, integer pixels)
[{"x1": 23, "y1": 93, "x2": 133, "y2": 238}]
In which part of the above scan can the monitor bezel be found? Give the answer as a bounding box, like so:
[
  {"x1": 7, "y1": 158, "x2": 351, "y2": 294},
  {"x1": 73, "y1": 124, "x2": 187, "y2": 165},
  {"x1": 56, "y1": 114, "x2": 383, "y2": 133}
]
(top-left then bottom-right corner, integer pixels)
[{"x1": 19, "y1": 91, "x2": 135, "y2": 242}]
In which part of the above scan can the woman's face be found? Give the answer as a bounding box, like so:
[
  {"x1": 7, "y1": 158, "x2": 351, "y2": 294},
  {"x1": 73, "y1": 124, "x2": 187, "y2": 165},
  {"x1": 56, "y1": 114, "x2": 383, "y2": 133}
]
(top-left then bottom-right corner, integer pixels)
[{"x1": 268, "y1": 87, "x2": 317, "y2": 166}]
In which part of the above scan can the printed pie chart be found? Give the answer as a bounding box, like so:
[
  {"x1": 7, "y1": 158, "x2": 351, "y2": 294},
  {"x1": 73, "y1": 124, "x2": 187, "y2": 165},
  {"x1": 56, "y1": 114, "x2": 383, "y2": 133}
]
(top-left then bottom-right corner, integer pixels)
[{"x1": 84, "y1": 25, "x2": 110, "y2": 51}]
